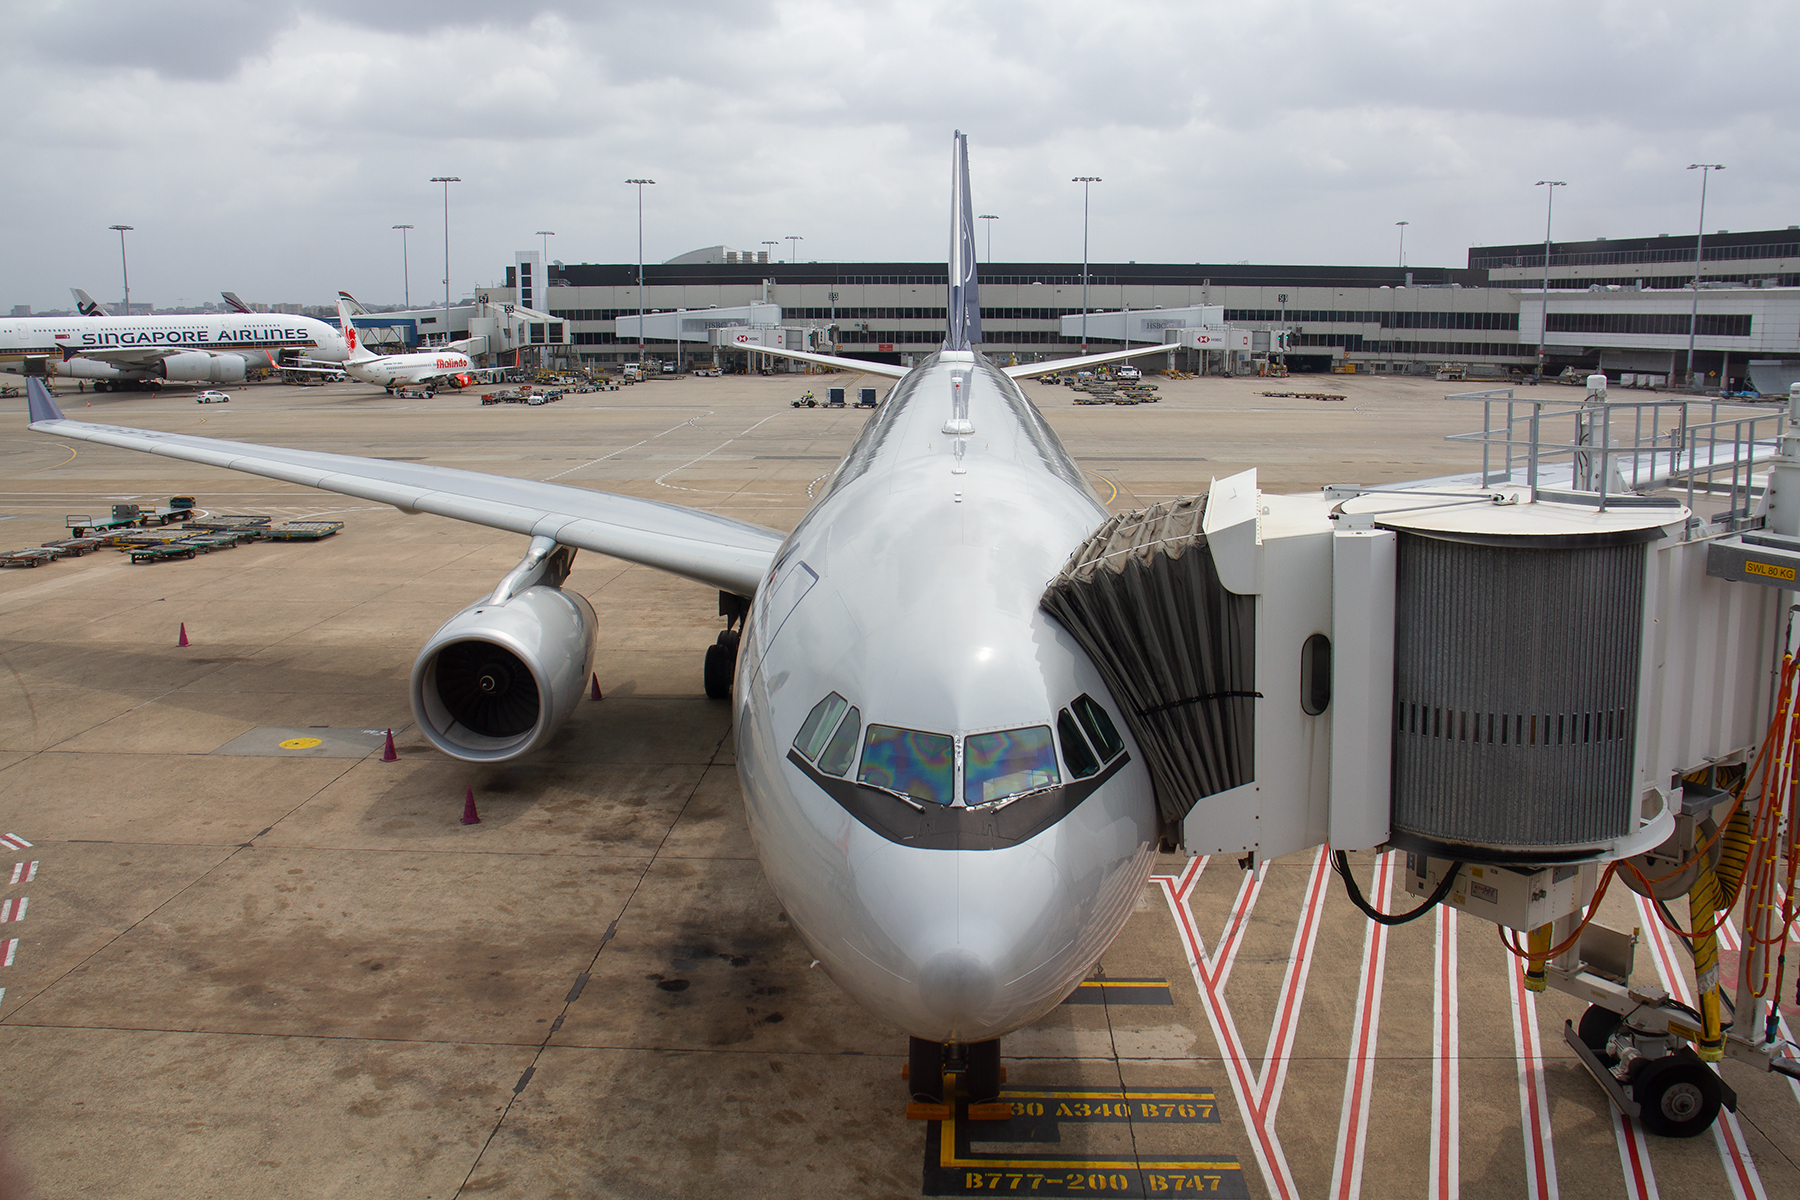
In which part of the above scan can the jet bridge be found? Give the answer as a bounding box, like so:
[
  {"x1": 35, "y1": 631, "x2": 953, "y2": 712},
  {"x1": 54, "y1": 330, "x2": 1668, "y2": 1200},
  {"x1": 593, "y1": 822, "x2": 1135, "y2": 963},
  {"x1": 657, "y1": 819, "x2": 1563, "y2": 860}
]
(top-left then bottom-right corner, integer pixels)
[{"x1": 1041, "y1": 381, "x2": 1800, "y2": 1135}]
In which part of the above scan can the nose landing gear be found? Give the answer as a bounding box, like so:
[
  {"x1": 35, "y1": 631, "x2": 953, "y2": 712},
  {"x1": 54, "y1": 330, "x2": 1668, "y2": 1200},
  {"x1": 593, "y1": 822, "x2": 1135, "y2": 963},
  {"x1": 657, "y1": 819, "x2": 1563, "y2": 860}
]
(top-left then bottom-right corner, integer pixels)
[
  {"x1": 904, "y1": 1036, "x2": 1010, "y2": 1121},
  {"x1": 704, "y1": 591, "x2": 750, "y2": 700}
]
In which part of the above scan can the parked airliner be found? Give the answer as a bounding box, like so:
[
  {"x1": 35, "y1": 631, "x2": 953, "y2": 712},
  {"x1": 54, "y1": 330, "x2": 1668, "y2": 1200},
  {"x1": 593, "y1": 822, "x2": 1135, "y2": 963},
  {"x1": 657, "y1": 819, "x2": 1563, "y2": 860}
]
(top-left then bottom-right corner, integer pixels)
[
  {"x1": 0, "y1": 300, "x2": 346, "y2": 392},
  {"x1": 24, "y1": 133, "x2": 1176, "y2": 1105},
  {"x1": 326, "y1": 292, "x2": 474, "y2": 395}
]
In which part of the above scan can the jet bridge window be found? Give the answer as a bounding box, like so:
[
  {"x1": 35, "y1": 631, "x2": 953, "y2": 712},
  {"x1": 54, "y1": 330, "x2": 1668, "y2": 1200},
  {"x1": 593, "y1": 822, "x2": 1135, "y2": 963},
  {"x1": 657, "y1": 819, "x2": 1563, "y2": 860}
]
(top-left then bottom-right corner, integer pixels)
[
  {"x1": 859, "y1": 725, "x2": 955, "y2": 806},
  {"x1": 964, "y1": 726, "x2": 1060, "y2": 805},
  {"x1": 1058, "y1": 694, "x2": 1125, "y2": 780},
  {"x1": 794, "y1": 692, "x2": 860, "y2": 777}
]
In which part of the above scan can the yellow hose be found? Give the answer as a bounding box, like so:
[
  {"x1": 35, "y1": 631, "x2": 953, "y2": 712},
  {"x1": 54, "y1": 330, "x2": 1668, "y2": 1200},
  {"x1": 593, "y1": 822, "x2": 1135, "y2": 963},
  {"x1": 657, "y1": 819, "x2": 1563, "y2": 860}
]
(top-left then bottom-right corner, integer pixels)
[
  {"x1": 1715, "y1": 802, "x2": 1754, "y2": 911},
  {"x1": 1524, "y1": 923, "x2": 1552, "y2": 993},
  {"x1": 1688, "y1": 858, "x2": 1725, "y2": 1062}
]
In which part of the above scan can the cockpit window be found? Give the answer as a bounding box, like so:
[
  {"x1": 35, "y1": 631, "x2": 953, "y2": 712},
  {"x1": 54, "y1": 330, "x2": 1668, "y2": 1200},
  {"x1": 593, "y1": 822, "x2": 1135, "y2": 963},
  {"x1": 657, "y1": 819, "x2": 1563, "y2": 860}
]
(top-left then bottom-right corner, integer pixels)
[
  {"x1": 794, "y1": 693, "x2": 849, "y2": 761},
  {"x1": 1057, "y1": 709, "x2": 1101, "y2": 779},
  {"x1": 964, "y1": 726, "x2": 1060, "y2": 805},
  {"x1": 817, "y1": 707, "x2": 861, "y2": 777},
  {"x1": 858, "y1": 725, "x2": 955, "y2": 806},
  {"x1": 1072, "y1": 694, "x2": 1125, "y2": 761}
]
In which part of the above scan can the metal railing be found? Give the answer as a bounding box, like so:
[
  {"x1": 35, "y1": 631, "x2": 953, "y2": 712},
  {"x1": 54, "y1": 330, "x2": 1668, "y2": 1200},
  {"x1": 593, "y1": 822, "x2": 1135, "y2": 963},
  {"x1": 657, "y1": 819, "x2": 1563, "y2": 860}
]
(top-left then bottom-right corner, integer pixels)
[{"x1": 1445, "y1": 389, "x2": 1784, "y2": 538}]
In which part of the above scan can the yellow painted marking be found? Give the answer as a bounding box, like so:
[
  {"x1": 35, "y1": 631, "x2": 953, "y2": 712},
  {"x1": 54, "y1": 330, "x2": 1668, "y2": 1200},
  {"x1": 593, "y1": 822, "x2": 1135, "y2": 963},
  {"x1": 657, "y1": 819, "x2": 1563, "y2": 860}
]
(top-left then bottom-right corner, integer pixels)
[
  {"x1": 936, "y1": 1090, "x2": 1226, "y2": 1170},
  {"x1": 12, "y1": 444, "x2": 78, "y2": 477},
  {"x1": 1084, "y1": 471, "x2": 1120, "y2": 505},
  {"x1": 1745, "y1": 560, "x2": 1796, "y2": 581},
  {"x1": 1074, "y1": 980, "x2": 1167, "y2": 989},
  {"x1": 279, "y1": 737, "x2": 323, "y2": 749}
]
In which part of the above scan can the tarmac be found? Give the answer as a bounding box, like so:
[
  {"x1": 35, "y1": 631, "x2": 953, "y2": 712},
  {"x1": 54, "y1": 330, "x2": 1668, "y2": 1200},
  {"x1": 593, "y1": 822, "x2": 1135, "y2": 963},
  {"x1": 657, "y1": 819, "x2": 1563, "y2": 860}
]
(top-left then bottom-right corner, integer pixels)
[{"x1": 0, "y1": 368, "x2": 1794, "y2": 1199}]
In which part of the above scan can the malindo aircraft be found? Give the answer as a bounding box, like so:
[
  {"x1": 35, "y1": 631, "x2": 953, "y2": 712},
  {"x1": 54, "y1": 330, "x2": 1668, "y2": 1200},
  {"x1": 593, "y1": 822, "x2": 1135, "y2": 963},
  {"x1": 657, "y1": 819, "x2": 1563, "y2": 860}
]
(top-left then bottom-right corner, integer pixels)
[
  {"x1": 320, "y1": 291, "x2": 474, "y2": 395},
  {"x1": 20, "y1": 132, "x2": 1177, "y2": 1109},
  {"x1": 0, "y1": 289, "x2": 346, "y2": 391}
]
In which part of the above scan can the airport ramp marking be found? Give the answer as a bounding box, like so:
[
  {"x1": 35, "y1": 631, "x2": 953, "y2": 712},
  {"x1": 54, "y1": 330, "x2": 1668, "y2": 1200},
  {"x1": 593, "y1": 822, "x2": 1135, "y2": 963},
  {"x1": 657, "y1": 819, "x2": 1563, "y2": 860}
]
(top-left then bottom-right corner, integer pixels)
[
  {"x1": 1506, "y1": 940, "x2": 1558, "y2": 1200},
  {"x1": 1329, "y1": 851, "x2": 1397, "y2": 1200},
  {"x1": 1154, "y1": 846, "x2": 1331, "y2": 1200},
  {"x1": 2, "y1": 938, "x2": 15, "y2": 967},
  {"x1": 1635, "y1": 894, "x2": 1768, "y2": 1200},
  {"x1": 1719, "y1": 890, "x2": 1800, "y2": 1112},
  {"x1": 9, "y1": 862, "x2": 36, "y2": 885},
  {"x1": 1430, "y1": 905, "x2": 1459, "y2": 1200},
  {"x1": 1061, "y1": 978, "x2": 1173, "y2": 1006},
  {"x1": 0, "y1": 835, "x2": 32, "y2": 851},
  {"x1": 0, "y1": 897, "x2": 27, "y2": 923},
  {"x1": 1611, "y1": 1108, "x2": 1658, "y2": 1200}
]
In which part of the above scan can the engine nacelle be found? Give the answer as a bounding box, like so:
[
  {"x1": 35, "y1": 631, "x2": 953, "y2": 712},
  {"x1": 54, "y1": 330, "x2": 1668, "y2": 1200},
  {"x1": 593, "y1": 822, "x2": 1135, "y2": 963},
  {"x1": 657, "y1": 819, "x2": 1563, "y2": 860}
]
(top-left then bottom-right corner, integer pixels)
[
  {"x1": 410, "y1": 584, "x2": 597, "y2": 762},
  {"x1": 159, "y1": 351, "x2": 246, "y2": 383},
  {"x1": 52, "y1": 356, "x2": 125, "y2": 380}
]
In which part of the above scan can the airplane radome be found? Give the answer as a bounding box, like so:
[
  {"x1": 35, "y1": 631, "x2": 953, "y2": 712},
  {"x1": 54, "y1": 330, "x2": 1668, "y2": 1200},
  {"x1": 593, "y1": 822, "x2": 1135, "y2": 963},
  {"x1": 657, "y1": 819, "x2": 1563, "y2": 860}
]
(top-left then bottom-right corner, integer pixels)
[{"x1": 24, "y1": 132, "x2": 1182, "y2": 1110}]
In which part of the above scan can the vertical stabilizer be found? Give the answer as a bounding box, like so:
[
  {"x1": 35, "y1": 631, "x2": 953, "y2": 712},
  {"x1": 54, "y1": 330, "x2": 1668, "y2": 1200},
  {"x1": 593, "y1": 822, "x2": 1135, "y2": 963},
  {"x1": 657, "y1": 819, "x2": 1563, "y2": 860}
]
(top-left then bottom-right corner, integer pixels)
[
  {"x1": 336, "y1": 292, "x2": 375, "y2": 361},
  {"x1": 944, "y1": 132, "x2": 982, "y2": 351},
  {"x1": 220, "y1": 291, "x2": 253, "y2": 314},
  {"x1": 70, "y1": 288, "x2": 107, "y2": 317}
]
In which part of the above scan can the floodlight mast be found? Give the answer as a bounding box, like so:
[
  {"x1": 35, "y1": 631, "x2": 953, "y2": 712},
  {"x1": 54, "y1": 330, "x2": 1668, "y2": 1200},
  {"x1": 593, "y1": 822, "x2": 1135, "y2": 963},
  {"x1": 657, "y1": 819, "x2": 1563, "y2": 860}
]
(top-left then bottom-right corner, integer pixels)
[
  {"x1": 978, "y1": 214, "x2": 998, "y2": 263},
  {"x1": 1534, "y1": 182, "x2": 1566, "y2": 379},
  {"x1": 429, "y1": 176, "x2": 460, "y2": 346},
  {"x1": 108, "y1": 224, "x2": 133, "y2": 316},
  {"x1": 626, "y1": 179, "x2": 656, "y2": 362},
  {"x1": 392, "y1": 224, "x2": 414, "y2": 309},
  {"x1": 786, "y1": 235, "x2": 803, "y2": 263},
  {"x1": 1686, "y1": 164, "x2": 1725, "y2": 388},
  {"x1": 1072, "y1": 177, "x2": 1100, "y2": 354}
]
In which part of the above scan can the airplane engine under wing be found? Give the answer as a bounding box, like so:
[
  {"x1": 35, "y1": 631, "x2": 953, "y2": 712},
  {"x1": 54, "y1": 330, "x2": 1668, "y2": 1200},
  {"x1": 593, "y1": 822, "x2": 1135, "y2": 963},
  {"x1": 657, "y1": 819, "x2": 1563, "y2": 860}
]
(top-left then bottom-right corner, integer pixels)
[
  {"x1": 160, "y1": 351, "x2": 246, "y2": 384},
  {"x1": 411, "y1": 584, "x2": 597, "y2": 762}
]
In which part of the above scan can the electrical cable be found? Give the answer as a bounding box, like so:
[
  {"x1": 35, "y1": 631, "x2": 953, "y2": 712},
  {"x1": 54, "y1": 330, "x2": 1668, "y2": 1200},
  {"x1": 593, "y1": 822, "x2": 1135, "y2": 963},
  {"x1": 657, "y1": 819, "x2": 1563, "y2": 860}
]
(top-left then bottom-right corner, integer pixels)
[{"x1": 1332, "y1": 851, "x2": 1458, "y2": 926}]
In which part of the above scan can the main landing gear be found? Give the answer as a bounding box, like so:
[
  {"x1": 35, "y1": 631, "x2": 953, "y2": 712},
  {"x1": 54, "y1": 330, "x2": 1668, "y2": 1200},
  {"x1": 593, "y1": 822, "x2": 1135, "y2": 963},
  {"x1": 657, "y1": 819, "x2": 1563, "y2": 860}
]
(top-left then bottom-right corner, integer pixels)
[
  {"x1": 704, "y1": 591, "x2": 750, "y2": 699},
  {"x1": 904, "y1": 1037, "x2": 1010, "y2": 1121}
]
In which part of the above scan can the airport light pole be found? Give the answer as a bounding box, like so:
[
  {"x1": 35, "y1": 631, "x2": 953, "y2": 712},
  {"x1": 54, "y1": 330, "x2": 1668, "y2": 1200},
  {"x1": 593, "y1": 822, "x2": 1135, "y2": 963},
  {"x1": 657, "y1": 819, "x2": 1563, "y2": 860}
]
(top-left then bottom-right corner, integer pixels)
[
  {"x1": 761, "y1": 240, "x2": 778, "y2": 264},
  {"x1": 429, "y1": 176, "x2": 460, "y2": 346},
  {"x1": 1686, "y1": 163, "x2": 1724, "y2": 389},
  {"x1": 1395, "y1": 220, "x2": 1409, "y2": 270},
  {"x1": 979, "y1": 214, "x2": 998, "y2": 263},
  {"x1": 1073, "y1": 177, "x2": 1100, "y2": 354},
  {"x1": 108, "y1": 225, "x2": 133, "y2": 316},
  {"x1": 626, "y1": 179, "x2": 655, "y2": 364},
  {"x1": 786, "y1": 235, "x2": 803, "y2": 263},
  {"x1": 535, "y1": 230, "x2": 555, "y2": 286},
  {"x1": 1534, "y1": 182, "x2": 1565, "y2": 379},
  {"x1": 392, "y1": 224, "x2": 413, "y2": 310}
]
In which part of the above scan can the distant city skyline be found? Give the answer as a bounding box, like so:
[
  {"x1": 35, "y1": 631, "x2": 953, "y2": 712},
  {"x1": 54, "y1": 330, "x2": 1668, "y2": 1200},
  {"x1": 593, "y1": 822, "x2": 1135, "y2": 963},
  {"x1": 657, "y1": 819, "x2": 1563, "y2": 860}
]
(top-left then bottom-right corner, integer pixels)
[{"x1": 2, "y1": 1, "x2": 1793, "y2": 311}]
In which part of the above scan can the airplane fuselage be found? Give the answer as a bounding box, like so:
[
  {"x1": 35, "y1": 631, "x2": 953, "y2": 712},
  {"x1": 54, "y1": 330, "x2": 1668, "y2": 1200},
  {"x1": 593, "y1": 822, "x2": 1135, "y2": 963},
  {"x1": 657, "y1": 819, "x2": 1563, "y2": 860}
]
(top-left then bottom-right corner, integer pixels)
[
  {"x1": 345, "y1": 350, "x2": 473, "y2": 390},
  {"x1": 734, "y1": 349, "x2": 1159, "y2": 1043},
  {"x1": 0, "y1": 313, "x2": 347, "y2": 380}
]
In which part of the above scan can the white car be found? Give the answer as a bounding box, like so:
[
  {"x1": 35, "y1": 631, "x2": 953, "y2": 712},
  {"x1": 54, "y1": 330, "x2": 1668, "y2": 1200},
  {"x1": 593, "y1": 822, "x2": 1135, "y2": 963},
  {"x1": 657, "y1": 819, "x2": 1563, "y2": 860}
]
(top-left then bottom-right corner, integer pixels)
[{"x1": 196, "y1": 391, "x2": 231, "y2": 404}]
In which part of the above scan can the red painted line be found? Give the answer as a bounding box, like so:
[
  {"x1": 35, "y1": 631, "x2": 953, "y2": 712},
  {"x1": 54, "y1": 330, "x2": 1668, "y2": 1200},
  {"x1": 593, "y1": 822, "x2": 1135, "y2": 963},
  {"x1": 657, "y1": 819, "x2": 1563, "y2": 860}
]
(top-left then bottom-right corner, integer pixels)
[
  {"x1": 1612, "y1": 1109, "x2": 1657, "y2": 1200},
  {"x1": 1, "y1": 938, "x2": 14, "y2": 967},
  {"x1": 0, "y1": 835, "x2": 30, "y2": 851},
  {"x1": 8, "y1": 862, "x2": 35, "y2": 886},
  {"x1": 0, "y1": 897, "x2": 25, "y2": 923},
  {"x1": 1507, "y1": 959, "x2": 1556, "y2": 1200},
  {"x1": 1331, "y1": 852, "x2": 1395, "y2": 1200}
]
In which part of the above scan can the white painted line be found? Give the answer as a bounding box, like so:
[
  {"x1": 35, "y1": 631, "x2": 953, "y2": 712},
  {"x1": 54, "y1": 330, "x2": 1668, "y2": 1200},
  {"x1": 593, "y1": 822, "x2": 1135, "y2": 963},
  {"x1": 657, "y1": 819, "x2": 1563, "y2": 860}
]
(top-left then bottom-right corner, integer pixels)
[
  {"x1": 1633, "y1": 894, "x2": 1768, "y2": 1200},
  {"x1": 0, "y1": 897, "x2": 24, "y2": 923},
  {"x1": 1429, "y1": 903, "x2": 1459, "y2": 1200},
  {"x1": 1, "y1": 938, "x2": 14, "y2": 967},
  {"x1": 1330, "y1": 851, "x2": 1395, "y2": 1200},
  {"x1": 1506, "y1": 952, "x2": 1558, "y2": 1200},
  {"x1": 9, "y1": 862, "x2": 35, "y2": 886},
  {"x1": 1612, "y1": 1108, "x2": 1660, "y2": 1200},
  {"x1": 0, "y1": 835, "x2": 31, "y2": 850}
]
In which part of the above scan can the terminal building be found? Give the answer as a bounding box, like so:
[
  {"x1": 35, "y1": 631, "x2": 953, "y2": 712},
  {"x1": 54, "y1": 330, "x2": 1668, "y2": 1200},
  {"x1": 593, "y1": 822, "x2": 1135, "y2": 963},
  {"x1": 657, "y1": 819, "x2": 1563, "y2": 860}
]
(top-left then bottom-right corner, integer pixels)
[{"x1": 446, "y1": 227, "x2": 1800, "y2": 389}]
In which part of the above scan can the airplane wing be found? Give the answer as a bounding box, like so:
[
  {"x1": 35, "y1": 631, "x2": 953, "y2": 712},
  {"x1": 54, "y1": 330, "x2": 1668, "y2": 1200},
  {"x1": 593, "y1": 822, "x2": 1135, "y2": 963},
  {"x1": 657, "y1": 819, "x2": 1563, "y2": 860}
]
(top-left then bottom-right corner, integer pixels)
[
  {"x1": 58, "y1": 344, "x2": 196, "y2": 366},
  {"x1": 1003, "y1": 343, "x2": 1177, "y2": 379},
  {"x1": 725, "y1": 342, "x2": 910, "y2": 379},
  {"x1": 23, "y1": 379, "x2": 783, "y2": 597}
]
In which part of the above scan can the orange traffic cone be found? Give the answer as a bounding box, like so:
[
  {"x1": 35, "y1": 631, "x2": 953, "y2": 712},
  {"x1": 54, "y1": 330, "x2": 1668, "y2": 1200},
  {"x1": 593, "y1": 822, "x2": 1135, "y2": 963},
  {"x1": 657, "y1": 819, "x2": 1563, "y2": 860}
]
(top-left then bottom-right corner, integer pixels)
[
  {"x1": 590, "y1": 673, "x2": 603, "y2": 701},
  {"x1": 460, "y1": 787, "x2": 481, "y2": 825},
  {"x1": 381, "y1": 729, "x2": 398, "y2": 762},
  {"x1": 177, "y1": 623, "x2": 189, "y2": 647}
]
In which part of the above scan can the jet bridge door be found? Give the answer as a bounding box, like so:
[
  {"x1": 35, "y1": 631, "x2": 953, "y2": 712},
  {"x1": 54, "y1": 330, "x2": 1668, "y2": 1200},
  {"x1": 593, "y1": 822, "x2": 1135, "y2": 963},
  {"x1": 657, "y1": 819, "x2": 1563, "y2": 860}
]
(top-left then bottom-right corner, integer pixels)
[{"x1": 1041, "y1": 496, "x2": 1255, "y2": 835}]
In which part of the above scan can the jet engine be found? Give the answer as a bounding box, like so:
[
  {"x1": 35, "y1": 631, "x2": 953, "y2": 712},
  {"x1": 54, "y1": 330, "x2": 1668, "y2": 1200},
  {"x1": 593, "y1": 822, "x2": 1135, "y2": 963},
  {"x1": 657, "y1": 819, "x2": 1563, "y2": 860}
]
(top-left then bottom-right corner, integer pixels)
[
  {"x1": 410, "y1": 539, "x2": 595, "y2": 762},
  {"x1": 160, "y1": 352, "x2": 246, "y2": 383}
]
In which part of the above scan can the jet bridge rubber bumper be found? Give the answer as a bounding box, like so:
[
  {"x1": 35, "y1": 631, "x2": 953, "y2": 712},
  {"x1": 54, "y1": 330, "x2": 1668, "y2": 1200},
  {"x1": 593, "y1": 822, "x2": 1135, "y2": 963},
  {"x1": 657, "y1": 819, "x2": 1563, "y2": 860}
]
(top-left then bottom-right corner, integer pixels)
[{"x1": 1041, "y1": 496, "x2": 1254, "y2": 826}]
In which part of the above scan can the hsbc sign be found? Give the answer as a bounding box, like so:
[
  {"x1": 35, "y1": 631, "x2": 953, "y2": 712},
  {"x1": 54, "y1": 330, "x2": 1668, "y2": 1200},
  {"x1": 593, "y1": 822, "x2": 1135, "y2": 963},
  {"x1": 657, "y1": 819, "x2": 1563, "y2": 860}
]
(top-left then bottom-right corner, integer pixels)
[{"x1": 1180, "y1": 328, "x2": 1252, "y2": 351}]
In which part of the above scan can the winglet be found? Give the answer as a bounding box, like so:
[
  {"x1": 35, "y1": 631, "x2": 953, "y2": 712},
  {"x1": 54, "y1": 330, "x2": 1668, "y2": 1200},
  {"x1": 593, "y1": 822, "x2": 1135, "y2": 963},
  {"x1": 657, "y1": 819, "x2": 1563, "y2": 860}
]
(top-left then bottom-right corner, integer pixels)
[
  {"x1": 943, "y1": 131, "x2": 982, "y2": 351},
  {"x1": 26, "y1": 378, "x2": 66, "y2": 424}
]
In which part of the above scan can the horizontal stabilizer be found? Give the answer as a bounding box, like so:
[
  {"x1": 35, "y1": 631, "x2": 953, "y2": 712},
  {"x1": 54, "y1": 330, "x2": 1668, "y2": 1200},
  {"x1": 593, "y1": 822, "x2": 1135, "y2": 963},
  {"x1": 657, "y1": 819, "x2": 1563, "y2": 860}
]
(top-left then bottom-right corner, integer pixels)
[
  {"x1": 1005, "y1": 343, "x2": 1178, "y2": 380},
  {"x1": 730, "y1": 342, "x2": 909, "y2": 379}
]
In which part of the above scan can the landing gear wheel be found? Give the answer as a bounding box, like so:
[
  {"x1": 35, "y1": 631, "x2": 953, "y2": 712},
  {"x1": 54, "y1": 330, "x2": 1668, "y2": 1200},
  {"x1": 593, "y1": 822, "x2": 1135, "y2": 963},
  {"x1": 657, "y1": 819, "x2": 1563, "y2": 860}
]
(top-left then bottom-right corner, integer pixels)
[
  {"x1": 1631, "y1": 1054, "x2": 1722, "y2": 1138},
  {"x1": 1577, "y1": 1005, "x2": 1623, "y2": 1066},
  {"x1": 963, "y1": 1039, "x2": 1002, "y2": 1104},
  {"x1": 909, "y1": 1037, "x2": 945, "y2": 1103},
  {"x1": 425, "y1": 387, "x2": 435, "y2": 397},
  {"x1": 703, "y1": 640, "x2": 735, "y2": 699}
]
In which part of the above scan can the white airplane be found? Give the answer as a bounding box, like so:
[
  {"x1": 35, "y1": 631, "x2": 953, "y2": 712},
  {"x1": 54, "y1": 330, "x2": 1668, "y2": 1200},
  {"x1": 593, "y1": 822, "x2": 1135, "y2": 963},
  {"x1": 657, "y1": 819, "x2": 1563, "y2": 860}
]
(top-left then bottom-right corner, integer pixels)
[
  {"x1": 24, "y1": 133, "x2": 1178, "y2": 1108},
  {"x1": 0, "y1": 292, "x2": 346, "y2": 392},
  {"x1": 327, "y1": 292, "x2": 475, "y2": 395}
]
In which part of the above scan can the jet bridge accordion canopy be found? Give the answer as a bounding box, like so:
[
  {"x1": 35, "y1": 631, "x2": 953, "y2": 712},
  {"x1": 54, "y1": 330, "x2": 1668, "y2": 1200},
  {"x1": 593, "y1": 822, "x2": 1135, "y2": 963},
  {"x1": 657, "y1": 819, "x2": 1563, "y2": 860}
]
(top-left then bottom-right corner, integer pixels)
[{"x1": 1041, "y1": 497, "x2": 1255, "y2": 826}]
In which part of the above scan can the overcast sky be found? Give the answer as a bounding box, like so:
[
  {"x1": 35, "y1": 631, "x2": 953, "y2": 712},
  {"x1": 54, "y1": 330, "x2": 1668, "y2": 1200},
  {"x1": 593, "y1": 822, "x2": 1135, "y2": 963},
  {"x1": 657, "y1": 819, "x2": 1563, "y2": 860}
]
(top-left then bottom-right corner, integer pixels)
[{"x1": 3, "y1": 0, "x2": 1794, "y2": 312}]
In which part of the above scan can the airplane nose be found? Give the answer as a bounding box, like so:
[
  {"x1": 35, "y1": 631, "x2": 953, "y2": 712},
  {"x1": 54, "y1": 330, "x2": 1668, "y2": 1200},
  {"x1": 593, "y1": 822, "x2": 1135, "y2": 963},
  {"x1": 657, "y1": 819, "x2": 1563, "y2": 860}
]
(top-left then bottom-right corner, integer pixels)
[{"x1": 918, "y1": 947, "x2": 996, "y2": 1023}]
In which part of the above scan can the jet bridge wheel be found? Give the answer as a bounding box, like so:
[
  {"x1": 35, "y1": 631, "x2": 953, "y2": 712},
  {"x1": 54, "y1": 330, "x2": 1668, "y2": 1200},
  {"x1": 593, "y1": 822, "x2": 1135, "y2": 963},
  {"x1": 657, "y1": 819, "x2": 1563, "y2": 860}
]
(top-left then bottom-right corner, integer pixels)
[
  {"x1": 1629, "y1": 1053, "x2": 1723, "y2": 1138},
  {"x1": 1577, "y1": 1005, "x2": 1623, "y2": 1066},
  {"x1": 703, "y1": 629, "x2": 740, "y2": 700}
]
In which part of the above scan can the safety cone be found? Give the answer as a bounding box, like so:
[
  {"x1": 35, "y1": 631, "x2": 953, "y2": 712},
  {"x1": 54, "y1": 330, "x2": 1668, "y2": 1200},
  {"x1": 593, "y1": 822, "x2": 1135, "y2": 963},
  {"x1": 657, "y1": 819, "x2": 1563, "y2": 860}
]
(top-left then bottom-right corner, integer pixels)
[
  {"x1": 589, "y1": 673, "x2": 603, "y2": 701},
  {"x1": 381, "y1": 729, "x2": 398, "y2": 762},
  {"x1": 177, "y1": 623, "x2": 189, "y2": 648},
  {"x1": 460, "y1": 786, "x2": 481, "y2": 826}
]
